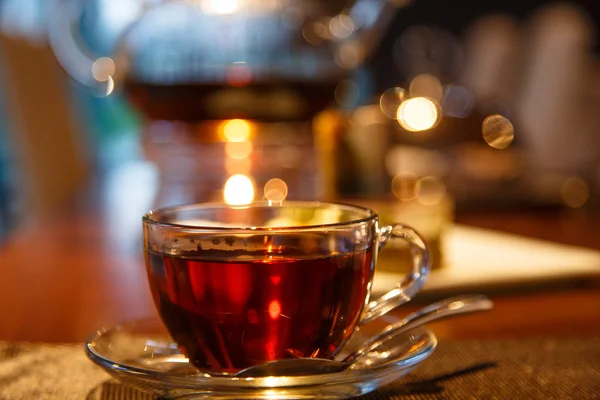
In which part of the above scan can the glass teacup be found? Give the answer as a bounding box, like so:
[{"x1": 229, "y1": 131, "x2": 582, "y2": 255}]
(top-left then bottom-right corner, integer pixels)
[{"x1": 143, "y1": 201, "x2": 430, "y2": 373}]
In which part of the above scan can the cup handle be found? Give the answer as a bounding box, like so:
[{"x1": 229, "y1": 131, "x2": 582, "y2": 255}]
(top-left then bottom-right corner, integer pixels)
[{"x1": 359, "y1": 224, "x2": 431, "y2": 325}]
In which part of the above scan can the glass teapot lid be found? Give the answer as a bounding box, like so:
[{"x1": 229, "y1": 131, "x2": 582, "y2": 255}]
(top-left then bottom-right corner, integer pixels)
[{"x1": 49, "y1": 0, "x2": 394, "y2": 94}]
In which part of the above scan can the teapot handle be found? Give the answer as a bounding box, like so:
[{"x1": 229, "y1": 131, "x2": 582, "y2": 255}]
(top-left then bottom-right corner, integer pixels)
[
  {"x1": 48, "y1": 0, "x2": 103, "y2": 89},
  {"x1": 48, "y1": 0, "x2": 148, "y2": 91}
]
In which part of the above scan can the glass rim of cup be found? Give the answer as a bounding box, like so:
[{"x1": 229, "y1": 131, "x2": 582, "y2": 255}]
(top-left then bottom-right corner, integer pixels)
[{"x1": 142, "y1": 201, "x2": 378, "y2": 232}]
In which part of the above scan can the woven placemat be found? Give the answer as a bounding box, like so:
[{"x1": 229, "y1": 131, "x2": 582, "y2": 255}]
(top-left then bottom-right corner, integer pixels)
[{"x1": 1, "y1": 337, "x2": 599, "y2": 399}]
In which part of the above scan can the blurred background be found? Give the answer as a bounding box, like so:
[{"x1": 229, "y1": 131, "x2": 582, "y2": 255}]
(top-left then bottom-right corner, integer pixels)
[{"x1": 1, "y1": 0, "x2": 600, "y2": 248}]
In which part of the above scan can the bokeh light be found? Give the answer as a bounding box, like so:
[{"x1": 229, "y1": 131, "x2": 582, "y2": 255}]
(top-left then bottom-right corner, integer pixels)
[
  {"x1": 268, "y1": 300, "x2": 281, "y2": 320},
  {"x1": 335, "y1": 42, "x2": 362, "y2": 69},
  {"x1": 416, "y1": 176, "x2": 446, "y2": 205},
  {"x1": 482, "y1": 114, "x2": 514, "y2": 149},
  {"x1": 223, "y1": 119, "x2": 251, "y2": 142},
  {"x1": 329, "y1": 14, "x2": 355, "y2": 39},
  {"x1": 224, "y1": 174, "x2": 255, "y2": 206},
  {"x1": 264, "y1": 178, "x2": 288, "y2": 202},
  {"x1": 379, "y1": 87, "x2": 408, "y2": 119},
  {"x1": 313, "y1": 20, "x2": 331, "y2": 40},
  {"x1": 202, "y1": 0, "x2": 239, "y2": 15},
  {"x1": 397, "y1": 97, "x2": 440, "y2": 132},
  {"x1": 391, "y1": 172, "x2": 418, "y2": 201},
  {"x1": 91, "y1": 57, "x2": 115, "y2": 82},
  {"x1": 225, "y1": 140, "x2": 253, "y2": 160},
  {"x1": 561, "y1": 177, "x2": 589, "y2": 208},
  {"x1": 409, "y1": 74, "x2": 443, "y2": 102}
]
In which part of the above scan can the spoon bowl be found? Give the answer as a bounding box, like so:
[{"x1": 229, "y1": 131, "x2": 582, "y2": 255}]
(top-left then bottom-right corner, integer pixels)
[{"x1": 234, "y1": 294, "x2": 493, "y2": 378}]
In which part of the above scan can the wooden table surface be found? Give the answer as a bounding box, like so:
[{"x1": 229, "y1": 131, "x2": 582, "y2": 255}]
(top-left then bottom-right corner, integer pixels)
[{"x1": 1, "y1": 191, "x2": 599, "y2": 343}]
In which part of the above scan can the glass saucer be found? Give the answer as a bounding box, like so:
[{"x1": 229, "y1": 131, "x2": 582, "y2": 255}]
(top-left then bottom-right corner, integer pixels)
[{"x1": 85, "y1": 317, "x2": 437, "y2": 399}]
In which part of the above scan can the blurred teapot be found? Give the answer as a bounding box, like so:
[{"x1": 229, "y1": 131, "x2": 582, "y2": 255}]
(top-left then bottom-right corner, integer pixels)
[
  {"x1": 47, "y1": 0, "x2": 398, "y2": 206},
  {"x1": 48, "y1": 0, "x2": 395, "y2": 119}
]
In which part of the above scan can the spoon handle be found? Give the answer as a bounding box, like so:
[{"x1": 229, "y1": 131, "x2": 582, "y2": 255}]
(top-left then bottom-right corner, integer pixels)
[{"x1": 343, "y1": 294, "x2": 493, "y2": 365}]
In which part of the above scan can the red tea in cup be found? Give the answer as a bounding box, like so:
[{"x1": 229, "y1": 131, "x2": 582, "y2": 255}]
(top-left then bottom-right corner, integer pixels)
[{"x1": 143, "y1": 202, "x2": 430, "y2": 373}]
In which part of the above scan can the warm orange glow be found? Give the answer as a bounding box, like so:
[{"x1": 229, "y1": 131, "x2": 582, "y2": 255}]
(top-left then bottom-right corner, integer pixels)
[
  {"x1": 225, "y1": 157, "x2": 252, "y2": 174},
  {"x1": 268, "y1": 300, "x2": 281, "y2": 320},
  {"x1": 224, "y1": 174, "x2": 254, "y2": 205},
  {"x1": 223, "y1": 119, "x2": 251, "y2": 142},
  {"x1": 225, "y1": 140, "x2": 253, "y2": 159},
  {"x1": 482, "y1": 114, "x2": 514, "y2": 149},
  {"x1": 397, "y1": 97, "x2": 440, "y2": 132}
]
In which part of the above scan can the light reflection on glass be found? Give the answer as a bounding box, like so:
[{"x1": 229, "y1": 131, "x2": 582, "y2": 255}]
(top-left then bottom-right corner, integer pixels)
[
  {"x1": 397, "y1": 97, "x2": 440, "y2": 132},
  {"x1": 223, "y1": 119, "x2": 252, "y2": 142},
  {"x1": 224, "y1": 174, "x2": 254, "y2": 205},
  {"x1": 380, "y1": 87, "x2": 408, "y2": 119},
  {"x1": 482, "y1": 114, "x2": 514, "y2": 149},
  {"x1": 561, "y1": 177, "x2": 589, "y2": 208},
  {"x1": 264, "y1": 377, "x2": 278, "y2": 388},
  {"x1": 104, "y1": 76, "x2": 115, "y2": 96},
  {"x1": 268, "y1": 300, "x2": 281, "y2": 320},
  {"x1": 264, "y1": 178, "x2": 288, "y2": 202},
  {"x1": 409, "y1": 74, "x2": 443, "y2": 102}
]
